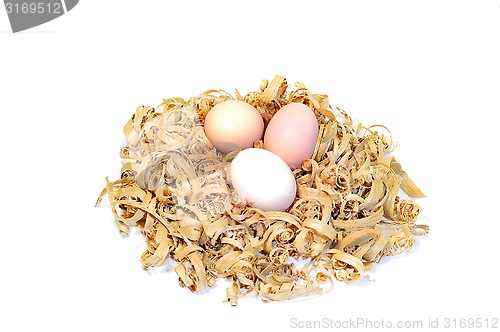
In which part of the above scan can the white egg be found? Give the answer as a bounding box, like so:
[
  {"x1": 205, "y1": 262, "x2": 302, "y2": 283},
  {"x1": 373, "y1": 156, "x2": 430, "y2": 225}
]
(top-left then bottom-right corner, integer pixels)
[{"x1": 230, "y1": 148, "x2": 297, "y2": 212}]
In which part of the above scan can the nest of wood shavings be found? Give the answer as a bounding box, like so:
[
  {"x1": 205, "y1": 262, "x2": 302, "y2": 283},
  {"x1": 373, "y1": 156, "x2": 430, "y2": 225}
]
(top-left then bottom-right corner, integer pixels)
[{"x1": 96, "y1": 75, "x2": 428, "y2": 306}]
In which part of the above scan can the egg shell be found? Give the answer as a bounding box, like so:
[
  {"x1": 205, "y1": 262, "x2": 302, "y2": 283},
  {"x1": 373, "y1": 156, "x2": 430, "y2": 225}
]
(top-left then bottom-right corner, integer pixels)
[
  {"x1": 204, "y1": 100, "x2": 264, "y2": 153},
  {"x1": 230, "y1": 148, "x2": 296, "y2": 212},
  {"x1": 264, "y1": 103, "x2": 319, "y2": 169}
]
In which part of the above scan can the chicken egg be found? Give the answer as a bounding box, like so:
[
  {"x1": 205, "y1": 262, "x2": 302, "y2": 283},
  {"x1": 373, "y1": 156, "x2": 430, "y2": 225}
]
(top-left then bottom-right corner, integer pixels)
[
  {"x1": 264, "y1": 103, "x2": 319, "y2": 169},
  {"x1": 204, "y1": 100, "x2": 264, "y2": 153},
  {"x1": 230, "y1": 148, "x2": 296, "y2": 212}
]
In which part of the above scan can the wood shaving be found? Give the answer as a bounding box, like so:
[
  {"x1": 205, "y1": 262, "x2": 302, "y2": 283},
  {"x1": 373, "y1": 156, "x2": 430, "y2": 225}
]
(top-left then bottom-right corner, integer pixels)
[{"x1": 96, "y1": 75, "x2": 429, "y2": 305}]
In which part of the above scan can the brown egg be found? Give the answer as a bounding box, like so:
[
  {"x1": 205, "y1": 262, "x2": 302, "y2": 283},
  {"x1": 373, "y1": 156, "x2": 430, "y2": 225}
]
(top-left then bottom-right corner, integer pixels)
[{"x1": 204, "y1": 100, "x2": 264, "y2": 153}]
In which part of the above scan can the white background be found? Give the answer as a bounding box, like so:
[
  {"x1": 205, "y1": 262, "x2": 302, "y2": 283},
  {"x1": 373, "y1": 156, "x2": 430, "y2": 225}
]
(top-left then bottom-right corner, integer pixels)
[{"x1": 1, "y1": 1, "x2": 499, "y2": 331}]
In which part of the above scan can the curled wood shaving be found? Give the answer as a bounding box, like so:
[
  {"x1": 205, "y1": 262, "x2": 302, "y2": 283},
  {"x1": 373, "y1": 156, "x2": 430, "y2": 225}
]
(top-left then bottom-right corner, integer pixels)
[{"x1": 96, "y1": 75, "x2": 429, "y2": 305}]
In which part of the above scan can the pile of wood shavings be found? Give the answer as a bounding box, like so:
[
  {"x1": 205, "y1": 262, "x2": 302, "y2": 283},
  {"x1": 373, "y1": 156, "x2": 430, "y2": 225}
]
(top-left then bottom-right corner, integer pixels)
[{"x1": 96, "y1": 75, "x2": 428, "y2": 305}]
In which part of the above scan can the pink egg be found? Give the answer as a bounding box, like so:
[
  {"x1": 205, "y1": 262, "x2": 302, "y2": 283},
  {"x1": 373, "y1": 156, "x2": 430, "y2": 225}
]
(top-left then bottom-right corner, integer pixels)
[
  {"x1": 264, "y1": 103, "x2": 319, "y2": 169},
  {"x1": 204, "y1": 100, "x2": 264, "y2": 153}
]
